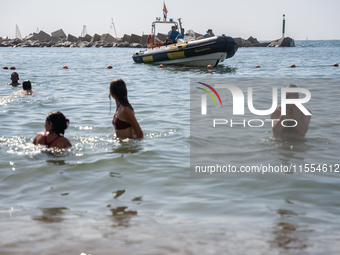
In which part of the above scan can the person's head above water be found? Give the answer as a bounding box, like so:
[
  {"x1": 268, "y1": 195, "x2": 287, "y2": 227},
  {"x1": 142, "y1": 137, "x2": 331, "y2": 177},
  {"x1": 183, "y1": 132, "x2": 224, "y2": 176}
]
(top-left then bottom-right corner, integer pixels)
[
  {"x1": 45, "y1": 111, "x2": 69, "y2": 135},
  {"x1": 22, "y1": 80, "x2": 32, "y2": 90},
  {"x1": 109, "y1": 79, "x2": 133, "y2": 111},
  {"x1": 11, "y1": 72, "x2": 19, "y2": 80},
  {"x1": 285, "y1": 84, "x2": 299, "y2": 99}
]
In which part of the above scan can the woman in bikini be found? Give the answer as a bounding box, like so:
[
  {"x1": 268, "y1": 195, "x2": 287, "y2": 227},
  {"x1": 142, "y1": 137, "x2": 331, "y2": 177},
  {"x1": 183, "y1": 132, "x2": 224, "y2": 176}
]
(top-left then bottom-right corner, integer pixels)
[
  {"x1": 109, "y1": 79, "x2": 143, "y2": 138},
  {"x1": 33, "y1": 111, "x2": 72, "y2": 149}
]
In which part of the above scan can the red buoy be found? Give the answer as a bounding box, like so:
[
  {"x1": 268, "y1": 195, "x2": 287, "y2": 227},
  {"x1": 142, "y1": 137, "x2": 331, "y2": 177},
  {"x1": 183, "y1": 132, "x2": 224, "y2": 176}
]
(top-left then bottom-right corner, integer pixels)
[
  {"x1": 159, "y1": 64, "x2": 164, "y2": 68},
  {"x1": 3, "y1": 66, "x2": 8, "y2": 69},
  {"x1": 207, "y1": 65, "x2": 212, "y2": 69},
  {"x1": 290, "y1": 64, "x2": 296, "y2": 68},
  {"x1": 255, "y1": 65, "x2": 260, "y2": 68},
  {"x1": 10, "y1": 66, "x2": 16, "y2": 70},
  {"x1": 334, "y1": 63, "x2": 339, "y2": 67},
  {"x1": 107, "y1": 65, "x2": 113, "y2": 69},
  {"x1": 63, "y1": 66, "x2": 68, "y2": 69}
]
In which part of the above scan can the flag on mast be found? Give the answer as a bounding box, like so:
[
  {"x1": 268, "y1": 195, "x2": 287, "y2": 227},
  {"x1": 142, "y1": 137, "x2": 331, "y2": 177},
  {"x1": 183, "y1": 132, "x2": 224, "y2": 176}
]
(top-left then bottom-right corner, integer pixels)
[{"x1": 163, "y1": 2, "x2": 168, "y2": 21}]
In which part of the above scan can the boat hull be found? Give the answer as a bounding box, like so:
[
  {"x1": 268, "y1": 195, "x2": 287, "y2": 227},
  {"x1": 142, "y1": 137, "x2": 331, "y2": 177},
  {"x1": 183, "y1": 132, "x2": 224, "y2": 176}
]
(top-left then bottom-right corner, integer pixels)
[{"x1": 132, "y1": 35, "x2": 237, "y2": 67}]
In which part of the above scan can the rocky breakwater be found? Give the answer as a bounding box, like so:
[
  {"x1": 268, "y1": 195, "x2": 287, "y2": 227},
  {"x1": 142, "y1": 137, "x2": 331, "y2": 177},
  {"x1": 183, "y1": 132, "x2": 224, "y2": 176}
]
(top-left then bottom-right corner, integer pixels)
[
  {"x1": 234, "y1": 36, "x2": 295, "y2": 47},
  {"x1": 0, "y1": 29, "x2": 148, "y2": 48}
]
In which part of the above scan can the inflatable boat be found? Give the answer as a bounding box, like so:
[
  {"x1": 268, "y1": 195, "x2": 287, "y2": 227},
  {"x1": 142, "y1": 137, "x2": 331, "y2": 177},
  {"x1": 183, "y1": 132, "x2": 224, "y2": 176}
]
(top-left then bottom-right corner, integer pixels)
[{"x1": 132, "y1": 19, "x2": 238, "y2": 67}]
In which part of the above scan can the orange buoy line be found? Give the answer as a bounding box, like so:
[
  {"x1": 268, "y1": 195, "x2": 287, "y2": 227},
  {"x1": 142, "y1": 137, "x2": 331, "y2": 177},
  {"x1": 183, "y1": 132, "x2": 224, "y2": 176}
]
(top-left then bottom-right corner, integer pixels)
[
  {"x1": 255, "y1": 65, "x2": 260, "y2": 68},
  {"x1": 334, "y1": 63, "x2": 339, "y2": 67},
  {"x1": 159, "y1": 64, "x2": 164, "y2": 68},
  {"x1": 107, "y1": 65, "x2": 113, "y2": 69},
  {"x1": 63, "y1": 66, "x2": 68, "y2": 69},
  {"x1": 290, "y1": 64, "x2": 296, "y2": 68},
  {"x1": 10, "y1": 66, "x2": 16, "y2": 70},
  {"x1": 207, "y1": 65, "x2": 212, "y2": 69},
  {"x1": 3, "y1": 66, "x2": 9, "y2": 69}
]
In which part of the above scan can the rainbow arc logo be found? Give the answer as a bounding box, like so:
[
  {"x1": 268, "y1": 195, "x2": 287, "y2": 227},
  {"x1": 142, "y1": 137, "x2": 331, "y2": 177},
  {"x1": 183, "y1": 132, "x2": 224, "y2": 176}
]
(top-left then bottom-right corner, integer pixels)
[{"x1": 196, "y1": 82, "x2": 222, "y2": 106}]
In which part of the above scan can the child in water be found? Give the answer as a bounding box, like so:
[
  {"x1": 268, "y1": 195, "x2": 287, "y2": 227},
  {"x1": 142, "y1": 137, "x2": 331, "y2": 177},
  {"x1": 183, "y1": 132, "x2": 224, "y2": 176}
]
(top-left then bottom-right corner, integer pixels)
[{"x1": 33, "y1": 111, "x2": 72, "y2": 149}]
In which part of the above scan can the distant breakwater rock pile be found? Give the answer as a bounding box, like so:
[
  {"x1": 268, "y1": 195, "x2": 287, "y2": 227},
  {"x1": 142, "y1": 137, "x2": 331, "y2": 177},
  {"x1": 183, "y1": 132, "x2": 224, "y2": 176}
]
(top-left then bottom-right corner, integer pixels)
[
  {"x1": 235, "y1": 36, "x2": 295, "y2": 47},
  {"x1": 0, "y1": 29, "x2": 151, "y2": 48},
  {"x1": 0, "y1": 28, "x2": 295, "y2": 48}
]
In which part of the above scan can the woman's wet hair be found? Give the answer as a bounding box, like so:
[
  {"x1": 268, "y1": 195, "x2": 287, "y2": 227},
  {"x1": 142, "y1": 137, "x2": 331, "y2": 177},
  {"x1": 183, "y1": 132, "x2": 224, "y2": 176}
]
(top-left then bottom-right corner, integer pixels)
[
  {"x1": 109, "y1": 79, "x2": 134, "y2": 112},
  {"x1": 22, "y1": 80, "x2": 31, "y2": 90},
  {"x1": 46, "y1": 111, "x2": 69, "y2": 135}
]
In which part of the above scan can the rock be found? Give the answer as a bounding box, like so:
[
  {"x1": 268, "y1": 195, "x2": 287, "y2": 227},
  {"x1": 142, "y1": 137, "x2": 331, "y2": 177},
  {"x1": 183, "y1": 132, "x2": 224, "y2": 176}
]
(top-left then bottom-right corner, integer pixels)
[
  {"x1": 131, "y1": 43, "x2": 143, "y2": 48},
  {"x1": 252, "y1": 42, "x2": 270, "y2": 47},
  {"x1": 11, "y1": 38, "x2": 22, "y2": 45},
  {"x1": 247, "y1": 36, "x2": 259, "y2": 44},
  {"x1": 39, "y1": 42, "x2": 49, "y2": 47},
  {"x1": 3, "y1": 41, "x2": 13, "y2": 47},
  {"x1": 100, "y1": 33, "x2": 117, "y2": 42},
  {"x1": 102, "y1": 42, "x2": 113, "y2": 47},
  {"x1": 48, "y1": 37, "x2": 60, "y2": 42},
  {"x1": 80, "y1": 34, "x2": 92, "y2": 42},
  {"x1": 234, "y1": 37, "x2": 253, "y2": 47},
  {"x1": 91, "y1": 34, "x2": 101, "y2": 43},
  {"x1": 117, "y1": 41, "x2": 130, "y2": 47},
  {"x1": 122, "y1": 34, "x2": 131, "y2": 43},
  {"x1": 91, "y1": 42, "x2": 101, "y2": 47},
  {"x1": 51, "y1": 29, "x2": 66, "y2": 39},
  {"x1": 34, "y1": 30, "x2": 51, "y2": 41},
  {"x1": 67, "y1": 34, "x2": 78, "y2": 42},
  {"x1": 140, "y1": 34, "x2": 148, "y2": 45},
  {"x1": 129, "y1": 34, "x2": 142, "y2": 44},
  {"x1": 62, "y1": 41, "x2": 73, "y2": 47},
  {"x1": 31, "y1": 41, "x2": 41, "y2": 47},
  {"x1": 23, "y1": 34, "x2": 38, "y2": 41},
  {"x1": 21, "y1": 41, "x2": 33, "y2": 47},
  {"x1": 268, "y1": 37, "x2": 295, "y2": 47},
  {"x1": 77, "y1": 41, "x2": 89, "y2": 48}
]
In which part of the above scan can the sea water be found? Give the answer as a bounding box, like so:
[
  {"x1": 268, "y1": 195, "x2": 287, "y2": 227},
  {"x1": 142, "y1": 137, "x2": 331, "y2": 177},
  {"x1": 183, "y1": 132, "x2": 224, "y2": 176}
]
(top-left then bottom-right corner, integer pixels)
[{"x1": 0, "y1": 41, "x2": 340, "y2": 254}]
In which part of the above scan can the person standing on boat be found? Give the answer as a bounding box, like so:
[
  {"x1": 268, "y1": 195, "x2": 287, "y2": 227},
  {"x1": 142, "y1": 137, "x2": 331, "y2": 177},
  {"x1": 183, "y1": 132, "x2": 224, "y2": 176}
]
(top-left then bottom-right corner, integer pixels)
[
  {"x1": 109, "y1": 79, "x2": 143, "y2": 139},
  {"x1": 270, "y1": 84, "x2": 311, "y2": 138},
  {"x1": 197, "y1": 29, "x2": 215, "y2": 40},
  {"x1": 166, "y1": 26, "x2": 179, "y2": 44},
  {"x1": 175, "y1": 28, "x2": 185, "y2": 43},
  {"x1": 9, "y1": 72, "x2": 21, "y2": 86}
]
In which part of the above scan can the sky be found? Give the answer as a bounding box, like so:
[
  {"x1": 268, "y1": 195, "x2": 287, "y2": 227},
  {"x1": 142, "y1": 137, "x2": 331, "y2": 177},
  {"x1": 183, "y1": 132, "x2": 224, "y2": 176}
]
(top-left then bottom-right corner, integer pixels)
[{"x1": 1, "y1": 0, "x2": 340, "y2": 40}]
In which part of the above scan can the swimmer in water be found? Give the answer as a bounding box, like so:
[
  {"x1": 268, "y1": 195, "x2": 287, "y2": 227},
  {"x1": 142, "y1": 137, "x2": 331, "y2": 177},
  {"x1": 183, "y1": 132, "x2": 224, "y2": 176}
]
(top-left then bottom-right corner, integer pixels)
[
  {"x1": 33, "y1": 111, "x2": 72, "y2": 149},
  {"x1": 270, "y1": 84, "x2": 311, "y2": 138},
  {"x1": 9, "y1": 72, "x2": 21, "y2": 86},
  {"x1": 12, "y1": 80, "x2": 36, "y2": 95},
  {"x1": 109, "y1": 79, "x2": 143, "y2": 139}
]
